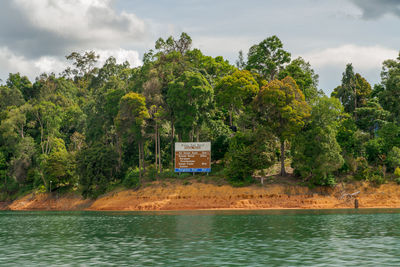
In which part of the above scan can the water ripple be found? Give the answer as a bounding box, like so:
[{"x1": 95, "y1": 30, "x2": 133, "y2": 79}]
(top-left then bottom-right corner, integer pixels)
[{"x1": 1, "y1": 209, "x2": 400, "y2": 266}]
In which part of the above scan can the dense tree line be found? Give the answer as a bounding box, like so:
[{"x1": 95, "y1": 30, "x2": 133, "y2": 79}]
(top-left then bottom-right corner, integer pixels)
[{"x1": 0, "y1": 33, "x2": 399, "y2": 199}]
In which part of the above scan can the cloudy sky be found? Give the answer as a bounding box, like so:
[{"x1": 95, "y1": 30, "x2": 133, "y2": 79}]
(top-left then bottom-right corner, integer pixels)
[{"x1": 0, "y1": 0, "x2": 398, "y2": 94}]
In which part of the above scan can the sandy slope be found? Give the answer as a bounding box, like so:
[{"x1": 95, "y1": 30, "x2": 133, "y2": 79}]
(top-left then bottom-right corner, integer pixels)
[{"x1": 2, "y1": 181, "x2": 400, "y2": 211}]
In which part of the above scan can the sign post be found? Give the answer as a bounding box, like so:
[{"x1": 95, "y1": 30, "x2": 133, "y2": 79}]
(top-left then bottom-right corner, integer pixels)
[{"x1": 175, "y1": 142, "x2": 211, "y2": 172}]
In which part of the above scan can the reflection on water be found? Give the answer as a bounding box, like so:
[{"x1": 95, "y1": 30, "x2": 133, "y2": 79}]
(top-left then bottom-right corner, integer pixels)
[{"x1": 1, "y1": 209, "x2": 400, "y2": 266}]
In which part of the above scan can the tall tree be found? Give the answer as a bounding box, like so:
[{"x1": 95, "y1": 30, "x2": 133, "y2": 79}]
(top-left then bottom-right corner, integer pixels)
[
  {"x1": 167, "y1": 71, "x2": 213, "y2": 142},
  {"x1": 253, "y1": 76, "x2": 311, "y2": 176},
  {"x1": 215, "y1": 70, "x2": 259, "y2": 127},
  {"x1": 246, "y1": 35, "x2": 291, "y2": 81},
  {"x1": 116, "y1": 92, "x2": 149, "y2": 178},
  {"x1": 332, "y1": 64, "x2": 372, "y2": 117},
  {"x1": 378, "y1": 52, "x2": 400, "y2": 121}
]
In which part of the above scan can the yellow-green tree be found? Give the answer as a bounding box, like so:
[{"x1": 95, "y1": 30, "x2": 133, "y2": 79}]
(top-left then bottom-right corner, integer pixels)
[
  {"x1": 215, "y1": 70, "x2": 259, "y2": 127},
  {"x1": 254, "y1": 76, "x2": 311, "y2": 176}
]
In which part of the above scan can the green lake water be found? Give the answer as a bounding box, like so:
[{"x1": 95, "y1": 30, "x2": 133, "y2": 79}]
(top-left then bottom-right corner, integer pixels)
[{"x1": 1, "y1": 209, "x2": 400, "y2": 266}]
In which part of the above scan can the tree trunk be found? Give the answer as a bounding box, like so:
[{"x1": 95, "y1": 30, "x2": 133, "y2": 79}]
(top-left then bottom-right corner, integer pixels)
[
  {"x1": 138, "y1": 143, "x2": 142, "y2": 179},
  {"x1": 142, "y1": 141, "x2": 146, "y2": 174},
  {"x1": 116, "y1": 135, "x2": 123, "y2": 171},
  {"x1": 155, "y1": 121, "x2": 158, "y2": 171},
  {"x1": 158, "y1": 129, "x2": 162, "y2": 173},
  {"x1": 280, "y1": 140, "x2": 286, "y2": 176},
  {"x1": 354, "y1": 86, "x2": 357, "y2": 120},
  {"x1": 171, "y1": 120, "x2": 175, "y2": 168}
]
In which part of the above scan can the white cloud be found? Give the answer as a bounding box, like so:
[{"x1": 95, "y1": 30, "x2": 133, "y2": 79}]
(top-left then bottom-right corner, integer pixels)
[
  {"x1": 12, "y1": 0, "x2": 147, "y2": 47},
  {"x1": 95, "y1": 48, "x2": 142, "y2": 68},
  {"x1": 0, "y1": 46, "x2": 38, "y2": 79},
  {"x1": 301, "y1": 44, "x2": 398, "y2": 71},
  {"x1": 0, "y1": 46, "x2": 142, "y2": 82}
]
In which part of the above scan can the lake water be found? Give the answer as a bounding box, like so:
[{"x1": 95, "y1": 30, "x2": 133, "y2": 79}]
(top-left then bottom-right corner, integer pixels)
[{"x1": 1, "y1": 209, "x2": 400, "y2": 266}]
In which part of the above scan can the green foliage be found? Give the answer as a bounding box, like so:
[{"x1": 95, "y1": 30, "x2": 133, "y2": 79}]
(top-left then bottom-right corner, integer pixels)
[
  {"x1": 116, "y1": 92, "x2": 149, "y2": 140},
  {"x1": 377, "y1": 123, "x2": 400, "y2": 153},
  {"x1": 123, "y1": 168, "x2": 141, "y2": 188},
  {"x1": 10, "y1": 136, "x2": 36, "y2": 184},
  {"x1": 0, "y1": 85, "x2": 25, "y2": 112},
  {"x1": 1, "y1": 32, "x2": 400, "y2": 200},
  {"x1": 215, "y1": 70, "x2": 259, "y2": 126},
  {"x1": 225, "y1": 129, "x2": 276, "y2": 184},
  {"x1": 332, "y1": 64, "x2": 372, "y2": 115},
  {"x1": 292, "y1": 97, "x2": 344, "y2": 184},
  {"x1": 336, "y1": 117, "x2": 369, "y2": 157},
  {"x1": 254, "y1": 77, "x2": 310, "y2": 141},
  {"x1": 42, "y1": 138, "x2": 76, "y2": 188},
  {"x1": 65, "y1": 51, "x2": 99, "y2": 78},
  {"x1": 246, "y1": 35, "x2": 291, "y2": 80},
  {"x1": 387, "y1": 147, "x2": 400, "y2": 170},
  {"x1": 278, "y1": 57, "x2": 320, "y2": 103},
  {"x1": 167, "y1": 71, "x2": 213, "y2": 141},
  {"x1": 394, "y1": 167, "x2": 400, "y2": 178},
  {"x1": 77, "y1": 142, "x2": 119, "y2": 198},
  {"x1": 211, "y1": 134, "x2": 230, "y2": 161},
  {"x1": 378, "y1": 52, "x2": 400, "y2": 121},
  {"x1": 254, "y1": 76, "x2": 310, "y2": 175},
  {"x1": 159, "y1": 170, "x2": 179, "y2": 179},
  {"x1": 368, "y1": 172, "x2": 385, "y2": 186},
  {"x1": 355, "y1": 98, "x2": 390, "y2": 134},
  {"x1": 365, "y1": 137, "x2": 385, "y2": 165}
]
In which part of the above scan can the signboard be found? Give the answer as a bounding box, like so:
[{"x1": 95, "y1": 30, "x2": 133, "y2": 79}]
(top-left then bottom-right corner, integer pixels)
[{"x1": 175, "y1": 142, "x2": 211, "y2": 172}]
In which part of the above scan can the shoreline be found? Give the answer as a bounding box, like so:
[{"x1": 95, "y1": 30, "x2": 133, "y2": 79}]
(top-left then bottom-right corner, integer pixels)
[{"x1": 2, "y1": 181, "x2": 400, "y2": 211}]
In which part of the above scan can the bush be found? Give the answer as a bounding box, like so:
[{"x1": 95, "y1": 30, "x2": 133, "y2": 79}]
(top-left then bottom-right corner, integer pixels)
[
  {"x1": 395, "y1": 167, "x2": 400, "y2": 178},
  {"x1": 159, "y1": 170, "x2": 179, "y2": 179},
  {"x1": 314, "y1": 174, "x2": 337, "y2": 187},
  {"x1": 354, "y1": 157, "x2": 369, "y2": 180},
  {"x1": 123, "y1": 168, "x2": 141, "y2": 189},
  {"x1": 37, "y1": 185, "x2": 47, "y2": 193},
  {"x1": 368, "y1": 173, "x2": 385, "y2": 186},
  {"x1": 387, "y1": 147, "x2": 400, "y2": 170},
  {"x1": 178, "y1": 173, "x2": 191, "y2": 179},
  {"x1": 145, "y1": 165, "x2": 158, "y2": 181}
]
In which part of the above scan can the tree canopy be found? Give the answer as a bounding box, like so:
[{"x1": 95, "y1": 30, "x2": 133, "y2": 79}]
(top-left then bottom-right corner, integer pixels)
[{"x1": 0, "y1": 32, "x2": 399, "y2": 199}]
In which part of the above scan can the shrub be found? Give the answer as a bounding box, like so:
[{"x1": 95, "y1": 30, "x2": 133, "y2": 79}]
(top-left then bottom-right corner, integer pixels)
[
  {"x1": 387, "y1": 147, "x2": 400, "y2": 170},
  {"x1": 123, "y1": 168, "x2": 141, "y2": 189},
  {"x1": 178, "y1": 173, "x2": 191, "y2": 179},
  {"x1": 368, "y1": 174, "x2": 385, "y2": 186},
  {"x1": 145, "y1": 165, "x2": 158, "y2": 181},
  {"x1": 37, "y1": 185, "x2": 47, "y2": 193},
  {"x1": 354, "y1": 157, "x2": 369, "y2": 180},
  {"x1": 315, "y1": 174, "x2": 337, "y2": 187},
  {"x1": 159, "y1": 170, "x2": 179, "y2": 179},
  {"x1": 394, "y1": 167, "x2": 400, "y2": 178}
]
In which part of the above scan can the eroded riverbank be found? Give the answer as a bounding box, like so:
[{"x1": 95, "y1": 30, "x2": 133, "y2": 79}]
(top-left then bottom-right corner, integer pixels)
[{"x1": 2, "y1": 181, "x2": 400, "y2": 211}]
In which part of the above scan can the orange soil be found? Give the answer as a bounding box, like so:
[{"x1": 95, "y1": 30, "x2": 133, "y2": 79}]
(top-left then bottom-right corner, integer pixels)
[{"x1": 2, "y1": 181, "x2": 400, "y2": 211}]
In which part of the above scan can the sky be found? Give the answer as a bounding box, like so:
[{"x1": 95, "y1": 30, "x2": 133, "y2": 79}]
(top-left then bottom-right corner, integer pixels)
[{"x1": 0, "y1": 0, "x2": 398, "y2": 94}]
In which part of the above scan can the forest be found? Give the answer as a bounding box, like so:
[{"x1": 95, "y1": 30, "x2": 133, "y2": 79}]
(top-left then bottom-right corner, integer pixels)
[{"x1": 0, "y1": 33, "x2": 399, "y2": 199}]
